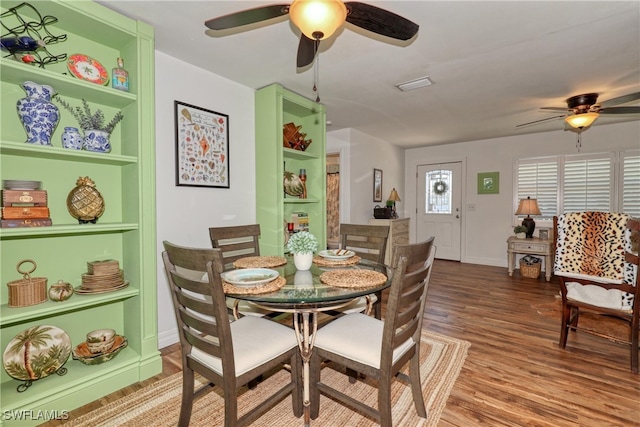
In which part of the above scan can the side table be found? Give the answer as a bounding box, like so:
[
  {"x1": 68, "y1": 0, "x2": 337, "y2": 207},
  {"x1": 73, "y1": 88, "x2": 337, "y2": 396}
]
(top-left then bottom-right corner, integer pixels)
[{"x1": 507, "y1": 236, "x2": 553, "y2": 281}]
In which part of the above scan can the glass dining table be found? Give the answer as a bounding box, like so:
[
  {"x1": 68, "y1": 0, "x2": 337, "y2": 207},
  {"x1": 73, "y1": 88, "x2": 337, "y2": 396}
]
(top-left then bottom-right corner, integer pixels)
[{"x1": 224, "y1": 255, "x2": 391, "y2": 426}]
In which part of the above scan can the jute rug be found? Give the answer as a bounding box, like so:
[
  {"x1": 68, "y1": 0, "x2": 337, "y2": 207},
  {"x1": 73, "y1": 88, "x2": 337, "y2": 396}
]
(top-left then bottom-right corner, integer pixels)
[{"x1": 64, "y1": 331, "x2": 469, "y2": 426}]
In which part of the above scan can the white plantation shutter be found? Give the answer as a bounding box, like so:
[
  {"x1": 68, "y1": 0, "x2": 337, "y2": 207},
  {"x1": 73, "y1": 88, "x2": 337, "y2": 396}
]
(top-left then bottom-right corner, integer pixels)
[
  {"x1": 516, "y1": 159, "x2": 557, "y2": 218},
  {"x1": 563, "y1": 155, "x2": 612, "y2": 212},
  {"x1": 623, "y1": 152, "x2": 640, "y2": 217},
  {"x1": 515, "y1": 150, "x2": 637, "y2": 218}
]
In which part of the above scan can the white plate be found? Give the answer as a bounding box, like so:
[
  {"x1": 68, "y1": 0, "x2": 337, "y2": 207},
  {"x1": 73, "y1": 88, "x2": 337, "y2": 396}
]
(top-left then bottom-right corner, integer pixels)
[
  {"x1": 318, "y1": 249, "x2": 356, "y2": 260},
  {"x1": 221, "y1": 268, "x2": 279, "y2": 287}
]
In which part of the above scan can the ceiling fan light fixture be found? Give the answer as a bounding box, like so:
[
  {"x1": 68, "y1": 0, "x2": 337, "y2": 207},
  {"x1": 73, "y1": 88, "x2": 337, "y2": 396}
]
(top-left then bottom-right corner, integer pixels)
[
  {"x1": 289, "y1": 0, "x2": 347, "y2": 40},
  {"x1": 564, "y1": 112, "x2": 599, "y2": 129}
]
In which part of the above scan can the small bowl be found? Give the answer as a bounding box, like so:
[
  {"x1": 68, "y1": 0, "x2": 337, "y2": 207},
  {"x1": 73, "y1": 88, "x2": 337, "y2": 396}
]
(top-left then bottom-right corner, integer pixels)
[{"x1": 86, "y1": 329, "x2": 116, "y2": 354}]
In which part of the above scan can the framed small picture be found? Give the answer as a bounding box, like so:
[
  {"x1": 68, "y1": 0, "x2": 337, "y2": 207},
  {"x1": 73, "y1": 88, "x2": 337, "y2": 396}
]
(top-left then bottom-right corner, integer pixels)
[
  {"x1": 477, "y1": 172, "x2": 499, "y2": 194},
  {"x1": 373, "y1": 168, "x2": 383, "y2": 202},
  {"x1": 174, "y1": 100, "x2": 229, "y2": 188},
  {"x1": 538, "y1": 229, "x2": 549, "y2": 240}
]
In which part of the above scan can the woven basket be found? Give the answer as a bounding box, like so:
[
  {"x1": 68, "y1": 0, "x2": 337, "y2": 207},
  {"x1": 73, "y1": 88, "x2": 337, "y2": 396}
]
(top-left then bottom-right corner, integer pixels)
[
  {"x1": 7, "y1": 259, "x2": 48, "y2": 307},
  {"x1": 519, "y1": 259, "x2": 541, "y2": 278}
]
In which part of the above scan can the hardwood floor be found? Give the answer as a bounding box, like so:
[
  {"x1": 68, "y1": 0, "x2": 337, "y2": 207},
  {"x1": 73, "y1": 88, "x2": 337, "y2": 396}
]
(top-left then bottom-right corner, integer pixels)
[{"x1": 44, "y1": 261, "x2": 639, "y2": 426}]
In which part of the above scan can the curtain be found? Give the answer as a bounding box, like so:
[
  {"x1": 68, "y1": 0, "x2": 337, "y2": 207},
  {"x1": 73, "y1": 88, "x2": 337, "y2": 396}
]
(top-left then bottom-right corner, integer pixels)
[{"x1": 326, "y1": 169, "x2": 340, "y2": 240}]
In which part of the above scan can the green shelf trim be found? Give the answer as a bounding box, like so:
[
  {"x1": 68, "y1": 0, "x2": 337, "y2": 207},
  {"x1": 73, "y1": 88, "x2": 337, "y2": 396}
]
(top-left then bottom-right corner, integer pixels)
[
  {"x1": 0, "y1": 223, "x2": 138, "y2": 239},
  {"x1": 283, "y1": 147, "x2": 319, "y2": 160},
  {"x1": 0, "y1": 141, "x2": 137, "y2": 165},
  {"x1": 283, "y1": 199, "x2": 320, "y2": 204},
  {"x1": 0, "y1": 60, "x2": 137, "y2": 109},
  {"x1": 0, "y1": 286, "x2": 139, "y2": 327},
  {"x1": 0, "y1": 347, "x2": 140, "y2": 408}
]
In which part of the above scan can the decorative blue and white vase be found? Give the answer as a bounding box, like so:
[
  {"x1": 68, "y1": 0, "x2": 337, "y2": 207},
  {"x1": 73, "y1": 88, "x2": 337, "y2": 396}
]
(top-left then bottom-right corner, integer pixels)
[
  {"x1": 61, "y1": 127, "x2": 83, "y2": 150},
  {"x1": 16, "y1": 81, "x2": 59, "y2": 145},
  {"x1": 83, "y1": 129, "x2": 111, "y2": 153}
]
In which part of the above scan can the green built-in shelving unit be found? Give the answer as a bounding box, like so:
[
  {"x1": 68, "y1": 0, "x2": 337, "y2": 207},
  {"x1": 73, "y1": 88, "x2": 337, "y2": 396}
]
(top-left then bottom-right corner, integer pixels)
[
  {"x1": 0, "y1": 1, "x2": 161, "y2": 425},
  {"x1": 255, "y1": 84, "x2": 327, "y2": 255}
]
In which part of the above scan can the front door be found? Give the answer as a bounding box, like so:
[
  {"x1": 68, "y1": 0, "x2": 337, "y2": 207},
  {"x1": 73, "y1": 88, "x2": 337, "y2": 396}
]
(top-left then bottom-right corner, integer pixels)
[{"x1": 416, "y1": 162, "x2": 462, "y2": 261}]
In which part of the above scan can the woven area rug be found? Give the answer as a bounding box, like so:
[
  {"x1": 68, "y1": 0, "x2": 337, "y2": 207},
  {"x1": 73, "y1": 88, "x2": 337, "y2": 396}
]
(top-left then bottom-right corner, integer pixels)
[{"x1": 64, "y1": 331, "x2": 469, "y2": 426}]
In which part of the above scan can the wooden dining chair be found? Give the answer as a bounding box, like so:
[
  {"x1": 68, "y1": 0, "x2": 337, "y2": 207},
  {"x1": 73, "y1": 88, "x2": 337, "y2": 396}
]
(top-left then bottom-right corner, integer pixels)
[
  {"x1": 553, "y1": 212, "x2": 640, "y2": 373},
  {"x1": 162, "y1": 241, "x2": 302, "y2": 427},
  {"x1": 209, "y1": 224, "x2": 274, "y2": 319},
  {"x1": 335, "y1": 223, "x2": 390, "y2": 319},
  {"x1": 310, "y1": 238, "x2": 436, "y2": 426}
]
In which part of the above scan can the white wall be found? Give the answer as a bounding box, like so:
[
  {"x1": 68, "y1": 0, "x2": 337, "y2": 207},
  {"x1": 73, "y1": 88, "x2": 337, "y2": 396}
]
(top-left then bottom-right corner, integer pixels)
[
  {"x1": 155, "y1": 52, "x2": 256, "y2": 348},
  {"x1": 327, "y1": 128, "x2": 405, "y2": 225},
  {"x1": 405, "y1": 121, "x2": 640, "y2": 267}
]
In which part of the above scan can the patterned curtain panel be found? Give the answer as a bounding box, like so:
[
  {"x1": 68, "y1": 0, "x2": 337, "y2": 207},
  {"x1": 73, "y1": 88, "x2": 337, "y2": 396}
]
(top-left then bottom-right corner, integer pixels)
[{"x1": 327, "y1": 172, "x2": 340, "y2": 239}]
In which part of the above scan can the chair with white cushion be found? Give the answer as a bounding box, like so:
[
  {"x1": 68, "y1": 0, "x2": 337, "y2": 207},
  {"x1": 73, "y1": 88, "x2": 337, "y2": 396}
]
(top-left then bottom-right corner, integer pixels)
[
  {"x1": 162, "y1": 241, "x2": 302, "y2": 426},
  {"x1": 553, "y1": 212, "x2": 640, "y2": 373},
  {"x1": 310, "y1": 237, "x2": 436, "y2": 426},
  {"x1": 209, "y1": 224, "x2": 274, "y2": 319}
]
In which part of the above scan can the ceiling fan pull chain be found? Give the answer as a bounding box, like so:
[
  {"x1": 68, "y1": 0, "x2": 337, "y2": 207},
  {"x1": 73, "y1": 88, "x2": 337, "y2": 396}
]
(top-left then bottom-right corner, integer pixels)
[
  {"x1": 576, "y1": 133, "x2": 582, "y2": 151},
  {"x1": 313, "y1": 44, "x2": 320, "y2": 102}
]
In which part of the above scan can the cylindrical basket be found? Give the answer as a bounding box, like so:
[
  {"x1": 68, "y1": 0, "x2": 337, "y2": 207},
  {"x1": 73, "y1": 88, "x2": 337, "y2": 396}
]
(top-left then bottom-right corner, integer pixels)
[
  {"x1": 7, "y1": 259, "x2": 48, "y2": 307},
  {"x1": 519, "y1": 259, "x2": 541, "y2": 279}
]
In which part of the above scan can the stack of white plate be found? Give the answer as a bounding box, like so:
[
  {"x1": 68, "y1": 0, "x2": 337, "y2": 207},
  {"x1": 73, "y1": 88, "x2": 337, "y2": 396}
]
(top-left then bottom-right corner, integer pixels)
[{"x1": 2, "y1": 180, "x2": 41, "y2": 190}]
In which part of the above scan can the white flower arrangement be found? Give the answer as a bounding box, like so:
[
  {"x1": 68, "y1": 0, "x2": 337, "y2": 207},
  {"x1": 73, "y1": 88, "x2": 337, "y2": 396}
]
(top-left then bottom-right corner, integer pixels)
[{"x1": 287, "y1": 231, "x2": 318, "y2": 254}]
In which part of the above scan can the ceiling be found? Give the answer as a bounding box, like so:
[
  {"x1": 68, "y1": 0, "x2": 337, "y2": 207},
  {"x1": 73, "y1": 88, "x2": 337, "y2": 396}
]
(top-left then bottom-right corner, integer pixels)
[{"x1": 98, "y1": 1, "x2": 640, "y2": 149}]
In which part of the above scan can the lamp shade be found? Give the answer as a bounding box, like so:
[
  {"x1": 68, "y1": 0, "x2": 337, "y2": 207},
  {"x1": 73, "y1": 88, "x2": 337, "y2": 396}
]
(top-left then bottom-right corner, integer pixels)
[
  {"x1": 289, "y1": 0, "x2": 347, "y2": 40},
  {"x1": 564, "y1": 112, "x2": 599, "y2": 129},
  {"x1": 388, "y1": 188, "x2": 401, "y2": 202},
  {"x1": 515, "y1": 196, "x2": 541, "y2": 217}
]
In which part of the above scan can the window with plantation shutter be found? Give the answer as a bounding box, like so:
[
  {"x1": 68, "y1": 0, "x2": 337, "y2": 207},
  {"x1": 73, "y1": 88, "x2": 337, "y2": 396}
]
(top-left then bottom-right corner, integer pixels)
[
  {"x1": 622, "y1": 151, "x2": 640, "y2": 217},
  {"x1": 516, "y1": 158, "x2": 557, "y2": 219},
  {"x1": 563, "y1": 154, "x2": 612, "y2": 212},
  {"x1": 515, "y1": 150, "x2": 639, "y2": 221}
]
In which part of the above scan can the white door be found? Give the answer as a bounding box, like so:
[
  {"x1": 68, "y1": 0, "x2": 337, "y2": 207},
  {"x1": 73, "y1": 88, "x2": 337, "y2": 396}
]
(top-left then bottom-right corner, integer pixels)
[{"x1": 416, "y1": 162, "x2": 462, "y2": 261}]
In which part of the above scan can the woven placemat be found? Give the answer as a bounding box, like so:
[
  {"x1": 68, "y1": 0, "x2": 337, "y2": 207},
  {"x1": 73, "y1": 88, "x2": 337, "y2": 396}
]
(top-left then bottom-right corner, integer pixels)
[
  {"x1": 313, "y1": 255, "x2": 361, "y2": 267},
  {"x1": 233, "y1": 256, "x2": 288, "y2": 269},
  {"x1": 320, "y1": 269, "x2": 387, "y2": 288},
  {"x1": 223, "y1": 276, "x2": 286, "y2": 295}
]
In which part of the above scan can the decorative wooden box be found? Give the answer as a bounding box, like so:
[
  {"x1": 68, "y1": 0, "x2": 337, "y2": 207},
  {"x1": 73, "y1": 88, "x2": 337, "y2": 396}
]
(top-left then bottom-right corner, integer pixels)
[
  {"x1": 1, "y1": 219, "x2": 53, "y2": 228},
  {"x1": 2, "y1": 189, "x2": 48, "y2": 206},
  {"x1": 2, "y1": 206, "x2": 50, "y2": 219}
]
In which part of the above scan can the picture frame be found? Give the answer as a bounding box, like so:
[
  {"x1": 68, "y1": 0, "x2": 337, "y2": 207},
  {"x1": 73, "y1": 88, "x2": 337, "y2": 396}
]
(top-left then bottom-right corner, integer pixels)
[
  {"x1": 477, "y1": 172, "x2": 499, "y2": 194},
  {"x1": 538, "y1": 229, "x2": 549, "y2": 240},
  {"x1": 373, "y1": 168, "x2": 383, "y2": 202},
  {"x1": 174, "y1": 100, "x2": 229, "y2": 188}
]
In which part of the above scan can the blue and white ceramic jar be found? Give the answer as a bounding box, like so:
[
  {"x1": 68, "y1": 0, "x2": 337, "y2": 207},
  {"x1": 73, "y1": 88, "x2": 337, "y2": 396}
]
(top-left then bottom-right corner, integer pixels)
[
  {"x1": 61, "y1": 127, "x2": 83, "y2": 150},
  {"x1": 16, "y1": 81, "x2": 60, "y2": 145},
  {"x1": 83, "y1": 129, "x2": 111, "y2": 153}
]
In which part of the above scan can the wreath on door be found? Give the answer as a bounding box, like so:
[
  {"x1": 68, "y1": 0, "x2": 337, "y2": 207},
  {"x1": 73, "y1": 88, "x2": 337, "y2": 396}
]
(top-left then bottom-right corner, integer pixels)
[{"x1": 433, "y1": 180, "x2": 448, "y2": 195}]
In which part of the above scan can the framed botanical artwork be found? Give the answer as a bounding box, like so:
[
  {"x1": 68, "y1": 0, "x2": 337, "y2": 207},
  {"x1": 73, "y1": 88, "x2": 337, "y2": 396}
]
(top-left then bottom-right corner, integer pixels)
[
  {"x1": 373, "y1": 168, "x2": 383, "y2": 202},
  {"x1": 477, "y1": 172, "x2": 499, "y2": 194},
  {"x1": 174, "y1": 100, "x2": 229, "y2": 188}
]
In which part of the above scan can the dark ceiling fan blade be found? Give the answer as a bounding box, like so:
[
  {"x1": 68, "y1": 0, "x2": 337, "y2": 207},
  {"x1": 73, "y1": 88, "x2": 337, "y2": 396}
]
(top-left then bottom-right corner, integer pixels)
[
  {"x1": 599, "y1": 92, "x2": 640, "y2": 108},
  {"x1": 297, "y1": 35, "x2": 318, "y2": 68},
  {"x1": 540, "y1": 107, "x2": 569, "y2": 111},
  {"x1": 600, "y1": 106, "x2": 640, "y2": 114},
  {"x1": 516, "y1": 115, "x2": 566, "y2": 128},
  {"x1": 344, "y1": 2, "x2": 419, "y2": 40},
  {"x1": 205, "y1": 4, "x2": 289, "y2": 30}
]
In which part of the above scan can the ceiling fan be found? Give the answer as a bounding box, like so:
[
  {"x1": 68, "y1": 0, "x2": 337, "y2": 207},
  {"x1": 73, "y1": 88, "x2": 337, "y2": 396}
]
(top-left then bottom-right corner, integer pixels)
[
  {"x1": 204, "y1": 0, "x2": 419, "y2": 68},
  {"x1": 517, "y1": 91, "x2": 640, "y2": 131}
]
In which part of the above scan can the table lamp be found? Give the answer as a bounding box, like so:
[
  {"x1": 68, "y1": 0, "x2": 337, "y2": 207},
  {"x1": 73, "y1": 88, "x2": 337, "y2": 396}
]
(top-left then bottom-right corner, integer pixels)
[
  {"x1": 515, "y1": 196, "x2": 541, "y2": 238},
  {"x1": 388, "y1": 188, "x2": 401, "y2": 218}
]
